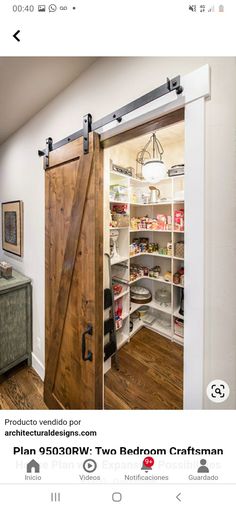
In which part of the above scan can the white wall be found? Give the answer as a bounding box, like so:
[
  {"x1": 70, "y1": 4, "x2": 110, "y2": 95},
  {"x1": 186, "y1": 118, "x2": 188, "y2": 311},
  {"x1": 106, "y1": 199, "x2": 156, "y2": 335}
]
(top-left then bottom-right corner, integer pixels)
[{"x1": 0, "y1": 57, "x2": 235, "y2": 408}]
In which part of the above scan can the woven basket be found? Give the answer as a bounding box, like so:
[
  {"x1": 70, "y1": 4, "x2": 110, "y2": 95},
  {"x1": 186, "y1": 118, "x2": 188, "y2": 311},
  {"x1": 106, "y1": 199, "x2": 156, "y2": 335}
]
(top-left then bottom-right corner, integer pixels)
[{"x1": 175, "y1": 241, "x2": 184, "y2": 259}]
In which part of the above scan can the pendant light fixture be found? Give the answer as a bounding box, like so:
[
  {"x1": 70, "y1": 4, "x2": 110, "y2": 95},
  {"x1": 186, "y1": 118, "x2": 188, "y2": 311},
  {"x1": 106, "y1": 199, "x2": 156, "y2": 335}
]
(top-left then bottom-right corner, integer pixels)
[{"x1": 136, "y1": 132, "x2": 167, "y2": 182}]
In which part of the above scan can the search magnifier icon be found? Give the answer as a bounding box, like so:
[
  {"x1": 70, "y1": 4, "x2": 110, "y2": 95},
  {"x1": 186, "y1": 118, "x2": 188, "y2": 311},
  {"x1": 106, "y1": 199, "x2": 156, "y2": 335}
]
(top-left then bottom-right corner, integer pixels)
[
  {"x1": 49, "y1": 4, "x2": 57, "y2": 12},
  {"x1": 207, "y1": 380, "x2": 229, "y2": 403}
]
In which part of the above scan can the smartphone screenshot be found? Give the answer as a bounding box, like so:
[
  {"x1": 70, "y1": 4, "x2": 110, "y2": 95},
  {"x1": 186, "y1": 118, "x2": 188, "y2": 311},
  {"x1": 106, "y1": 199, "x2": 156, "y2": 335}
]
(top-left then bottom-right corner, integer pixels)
[{"x1": 0, "y1": 1, "x2": 235, "y2": 509}]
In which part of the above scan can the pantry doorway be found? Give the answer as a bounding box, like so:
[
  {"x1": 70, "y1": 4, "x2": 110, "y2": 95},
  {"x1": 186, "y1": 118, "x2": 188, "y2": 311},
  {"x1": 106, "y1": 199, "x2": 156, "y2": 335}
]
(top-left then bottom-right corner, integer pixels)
[
  {"x1": 103, "y1": 110, "x2": 185, "y2": 410},
  {"x1": 101, "y1": 64, "x2": 209, "y2": 409}
]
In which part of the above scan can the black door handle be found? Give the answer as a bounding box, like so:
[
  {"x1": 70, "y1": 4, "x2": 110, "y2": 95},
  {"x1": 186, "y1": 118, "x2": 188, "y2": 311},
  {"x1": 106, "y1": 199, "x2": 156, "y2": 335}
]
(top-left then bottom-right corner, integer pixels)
[{"x1": 82, "y1": 324, "x2": 93, "y2": 362}]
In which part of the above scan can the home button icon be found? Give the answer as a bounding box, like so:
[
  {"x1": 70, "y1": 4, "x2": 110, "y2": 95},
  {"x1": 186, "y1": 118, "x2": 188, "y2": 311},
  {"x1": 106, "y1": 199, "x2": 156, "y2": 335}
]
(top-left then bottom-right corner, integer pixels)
[
  {"x1": 26, "y1": 459, "x2": 40, "y2": 473},
  {"x1": 112, "y1": 492, "x2": 122, "y2": 503}
]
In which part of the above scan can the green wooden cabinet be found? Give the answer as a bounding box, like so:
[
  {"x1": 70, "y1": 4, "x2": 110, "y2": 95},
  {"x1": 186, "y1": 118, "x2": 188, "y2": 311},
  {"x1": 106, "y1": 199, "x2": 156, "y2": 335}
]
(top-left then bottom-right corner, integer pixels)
[{"x1": 0, "y1": 270, "x2": 32, "y2": 375}]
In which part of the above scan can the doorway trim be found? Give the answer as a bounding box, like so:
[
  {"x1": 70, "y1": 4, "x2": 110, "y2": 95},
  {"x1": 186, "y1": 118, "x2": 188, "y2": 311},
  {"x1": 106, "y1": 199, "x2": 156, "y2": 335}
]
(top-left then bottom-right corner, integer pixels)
[{"x1": 101, "y1": 65, "x2": 210, "y2": 409}]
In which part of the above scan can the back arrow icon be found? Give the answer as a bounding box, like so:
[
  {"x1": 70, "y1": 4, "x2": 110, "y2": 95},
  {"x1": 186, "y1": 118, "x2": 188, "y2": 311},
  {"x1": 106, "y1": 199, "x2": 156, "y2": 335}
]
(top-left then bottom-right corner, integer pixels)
[
  {"x1": 176, "y1": 493, "x2": 182, "y2": 502},
  {"x1": 13, "y1": 30, "x2": 20, "y2": 42}
]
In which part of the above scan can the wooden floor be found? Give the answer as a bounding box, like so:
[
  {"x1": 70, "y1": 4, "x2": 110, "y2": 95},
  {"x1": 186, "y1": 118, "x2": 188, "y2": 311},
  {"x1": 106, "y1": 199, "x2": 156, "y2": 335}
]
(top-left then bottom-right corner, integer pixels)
[
  {"x1": 0, "y1": 329, "x2": 183, "y2": 410},
  {"x1": 104, "y1": 328, "x2": 183, "y2": 410},
  {"x1": 0, "y1": 364, "x2": 47, "y2": 410}
]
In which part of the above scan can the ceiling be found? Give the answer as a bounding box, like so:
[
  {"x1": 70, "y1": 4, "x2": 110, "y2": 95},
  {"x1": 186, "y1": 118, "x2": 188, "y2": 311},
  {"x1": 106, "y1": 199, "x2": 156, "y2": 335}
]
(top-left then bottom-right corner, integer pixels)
[
  {"x1": 0, "y1": 57, "x2": 97, "y2": 144},
  {"x1": 107, "y1": 121, "x2": 185, "y2": 170},
  {"x1": 122, "y1": 122, "x2": 185, "y2": 155}
]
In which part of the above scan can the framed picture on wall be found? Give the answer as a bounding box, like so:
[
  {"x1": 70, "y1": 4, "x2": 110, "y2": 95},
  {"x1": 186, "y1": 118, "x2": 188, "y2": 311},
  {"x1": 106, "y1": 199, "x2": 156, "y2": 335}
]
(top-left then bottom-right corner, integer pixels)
[{"x1": 1, "y1": 201, "x2": 24, "y2": 257}]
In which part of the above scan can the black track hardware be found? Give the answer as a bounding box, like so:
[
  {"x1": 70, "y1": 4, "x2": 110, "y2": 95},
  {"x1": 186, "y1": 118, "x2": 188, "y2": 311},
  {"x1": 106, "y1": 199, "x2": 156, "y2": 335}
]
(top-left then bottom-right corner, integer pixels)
[{"x1": 39, "y1": 76, "x2": 183, "y2": 159}]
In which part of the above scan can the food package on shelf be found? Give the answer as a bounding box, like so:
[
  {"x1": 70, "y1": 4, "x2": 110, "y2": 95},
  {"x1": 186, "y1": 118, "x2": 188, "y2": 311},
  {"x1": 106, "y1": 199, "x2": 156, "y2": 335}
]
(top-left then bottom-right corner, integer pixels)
[
  {"x1": 174, "y1": 209, "x2": 184, "y2": 231},
  {"x1": 174, "y1": 266, "x2": 184, "y2": 285},
  {"x1": 129, "y1": 238, "x2": 159, "y2": 257},
  {"x1": 115, "y1": 318, "x2": 123, "y2": 330},
  {"x1": 130, "y1": 263, "x2": 161, "y2": 281},
  {"x1": 112, "y1": 203, "x2": 128, "y2": 214},
  {"x1": 156, "y1": 214, "x2": 168, "y2": 230},
  {"x1": 111, "y1": 203, "x2": 129, "y2": 227},
  {"x1": 115, "y1": 298, "x2": 123, "y2": 330},
  {"x1": 112, "y1": 213, "x2": 129, "y2": 227},
  {"x1": 174, "y1": 318, "x2": 184, "y2": 338},
  {"x1": 130, "y1": 214, "x2": 172, "y2": 231},
  {"x1": 164, "y1": 271, "x2": 172, "y2": 282},
  {"x1": 167, "y1": 242, "x2": 172, "y2": 256},
  {"x1": 149, "y1": 265, "x2": 161, "y2": 278},
  {"x1": 109, "y1": 184, "x2": 128, "y2": 202},
  {"x1": 113, "y1": 284, "x2": 123, "y2": 296}
]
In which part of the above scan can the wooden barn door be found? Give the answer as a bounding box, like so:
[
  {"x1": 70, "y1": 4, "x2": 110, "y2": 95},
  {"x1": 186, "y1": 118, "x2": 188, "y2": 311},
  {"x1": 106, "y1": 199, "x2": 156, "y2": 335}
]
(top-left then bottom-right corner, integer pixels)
[{"x1": 44, "y1": 132, "x2": 103, "y2": 409}]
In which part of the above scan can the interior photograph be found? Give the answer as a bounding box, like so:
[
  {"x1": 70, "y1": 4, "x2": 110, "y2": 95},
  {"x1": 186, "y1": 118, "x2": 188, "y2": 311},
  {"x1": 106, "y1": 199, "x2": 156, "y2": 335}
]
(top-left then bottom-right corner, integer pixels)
[{"x1": 0, "y1": 57, "x2": 235, "y2": 411}]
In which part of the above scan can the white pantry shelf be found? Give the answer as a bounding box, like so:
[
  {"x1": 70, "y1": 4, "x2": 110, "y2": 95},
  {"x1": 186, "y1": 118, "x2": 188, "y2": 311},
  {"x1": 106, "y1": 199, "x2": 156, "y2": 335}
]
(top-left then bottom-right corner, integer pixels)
[
  {"x1": 111, "y1": 256, "x2": 129, "y2": 266},
  {"x1": 173, "y1": 282, "x2": 184, "y2": 288},
  {"x1": 116, "y1": 312, "x2": 130, "y2": 331},
  {"x1": 130, "y1": 229, "x2": 172, "y2": 233},
  {"x1": 109, "y1": 226, "x2": 129, "y2": 230},
  {"x1": 130, "y1": 252, "x2": 171, "y2": 259},
  {"x1": 174, "y1": 309, "x2": 184, "y2": 320},
  {"x1": 110, "y1": 170, "x2": 131, "y2": 179},
  {"x1": 110, "y1": 199, "x2": 129, "y2": 204},
  {"x1": 130, "y1": 300, "x2": 172, "y2": 316},
  {"x1": 149, "y1": 300, "x2": 172, "y2": 315},
  {"x1": 105, "y1": 164, "x2": 185, "y2": 356},
  {"x1": 129, "y1": 275, "x2": 171, "y2": 286},
  {"x1": 130, "y1": 201, "x2": 173, "y2": 206},
  {"x1": 130, "y1": 319, "x2": 143, "y2": 338},
  {"x1": 130, "y1": 318, "x2": 172, "y2": 341},
  {"x1": 147, "y1": 320, "x2": 172, "y2": 339},
  {"x1": 114, "y1": 289, "x2": 129, "y2": 301}
]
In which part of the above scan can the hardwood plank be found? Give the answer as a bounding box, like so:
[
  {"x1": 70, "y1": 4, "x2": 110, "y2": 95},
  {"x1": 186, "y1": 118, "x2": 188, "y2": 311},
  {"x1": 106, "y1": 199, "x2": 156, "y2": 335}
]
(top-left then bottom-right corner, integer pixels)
[
  {"x1": 104, "y1": 328, "x2": 183, "y2": 410},
  {"x1": 27, "y1": 367, "x2": 44, "y2": 397},
  {"x1": 48, "y1": 138, "x2": 83, "y2": 168},
  {"x1": 94, "y1": 133, "x2": 104, "y2": 409},
  {"x1": 124, "y1": 332, "x2": 183, "y2": 391},
  {"x1": 16, "y1": 369, "x2": 47, "y2": 410},
  {"x1": 104, "y1": 386, "x2": 131, "y2": 410},
  {"x1": 0, "y1": 394, "x2": 12, "y2": 410},
  {"x1": 0, "y1": 366, "x2": 47, "y2": 410}
]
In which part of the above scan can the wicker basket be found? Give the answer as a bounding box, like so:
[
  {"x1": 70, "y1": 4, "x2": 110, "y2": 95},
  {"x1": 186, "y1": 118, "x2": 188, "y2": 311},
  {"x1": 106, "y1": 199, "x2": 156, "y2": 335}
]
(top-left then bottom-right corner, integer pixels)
[{"x1": 175, "y1": 241, "x2": 184, "y2": 259}]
